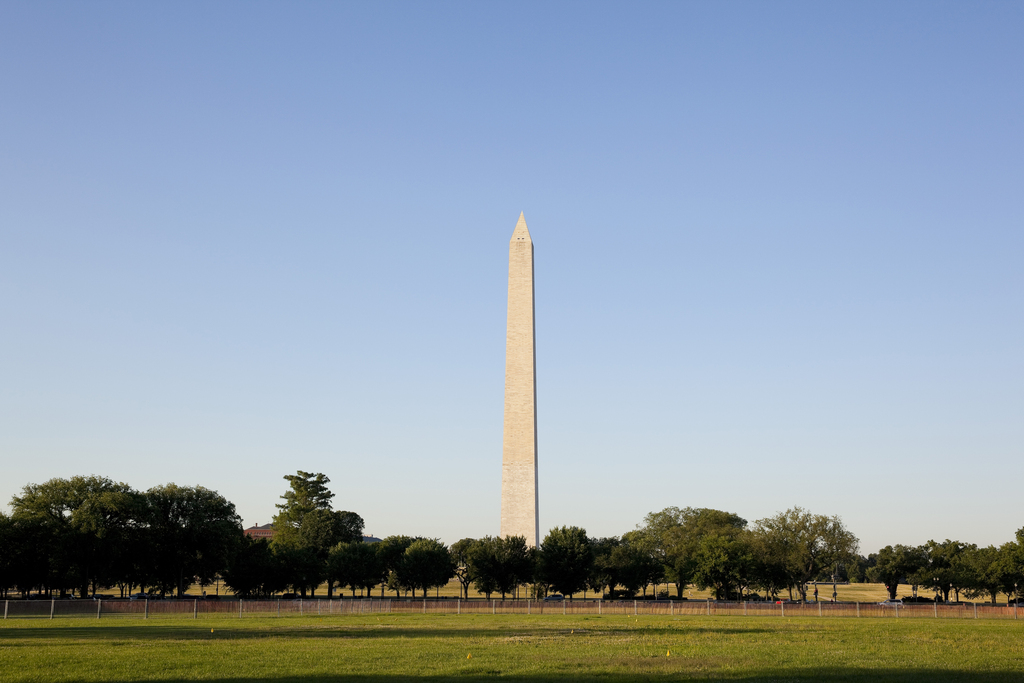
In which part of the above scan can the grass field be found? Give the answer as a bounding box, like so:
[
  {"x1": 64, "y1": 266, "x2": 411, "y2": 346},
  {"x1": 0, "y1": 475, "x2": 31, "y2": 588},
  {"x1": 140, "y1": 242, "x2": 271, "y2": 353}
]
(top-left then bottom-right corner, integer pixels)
[
  {"x1": 190, "y1": 580, "x2": 905, "y2": 604},
  {"x1": 2, "y1": 614, "x2": 1022, "y2": 682}
]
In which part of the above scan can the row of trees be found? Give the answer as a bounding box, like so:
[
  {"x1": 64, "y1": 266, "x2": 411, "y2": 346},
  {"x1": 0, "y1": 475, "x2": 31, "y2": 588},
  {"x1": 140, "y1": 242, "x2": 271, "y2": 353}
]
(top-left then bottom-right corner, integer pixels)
[
  {"x1": 0, "y1": 477, "x2": 243, "y2": 598},
  {"x1": 622, "y1": 507, "x2": 1024, "y2": 605},
  {"x1": 862, "y1": 538, "x2": 1024, "y2": 605},
  {"x1": 0, "y1": 471, "x2": 364, "y2": 599},
  {"x1": 224, "y1": 507, "x2": 1024, "y2": 606},
  {"x1": 2, "y1": 473, "x2": 1022, "y2": 605}
]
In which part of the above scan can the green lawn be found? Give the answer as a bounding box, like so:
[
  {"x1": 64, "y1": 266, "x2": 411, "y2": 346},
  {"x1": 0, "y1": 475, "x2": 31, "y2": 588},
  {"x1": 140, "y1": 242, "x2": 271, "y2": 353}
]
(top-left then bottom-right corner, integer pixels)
[{"x1": 2, "y1": 614, "x2": 1022, "y2": 682}]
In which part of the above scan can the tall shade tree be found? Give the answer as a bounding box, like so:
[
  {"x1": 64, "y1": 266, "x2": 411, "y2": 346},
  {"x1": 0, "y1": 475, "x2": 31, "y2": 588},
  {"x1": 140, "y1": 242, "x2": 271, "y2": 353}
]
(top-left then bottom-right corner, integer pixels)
[
  {"x1": 747, "y1": 527, "x2": 792, "y2": 600},
  {"x1": 376, "y1": 536, "x2": 414, "y2": 598},
  {"x1": 466, "y1": 536, "x2": 534, "y2": 600},
  {"x1": 396, "y1": 539, "x2": 455, "y2": 598},
  {"x1": 960, "y1": 544, "x2": 1021, "y2": 606},
  {"x1": 588, "y1": 537, "x2": 620, "y2": 598},
  {"x1": 610, "y1": 531, "x2": 663, "y2": 598},
  {"x1": 913, "y1": 540, "x2": 971, "y2": 602},
  {"x1": 640, "y1": 507, "x2": 686, "y2": 595},
  {"x1": 538, "y1": 527, "x2": 593, "y2": 599},
  {"x1": 146, "y1": 484, "x2": 242, "y2": 597},
  {"x1": 10, "y1": 476, "x2": 143, "y2": 598},
  {"x1": 0, "y1": 513, "x2": 14, "y2": 598},
  {"x1": 643, "y1": 507, "x2": 747, "y2": 598},
  {"x1": 753, "y1": 507, "x2": 858, "y2": 601},
  {"x1": 328, "y1": 541, "x2": 382, "y2": 597},
  {"x1": 6, "y1": 514, "x2": 49, "y2": 597},
  {"x1": 449, "y1": 538, "x2": 477, "y2": 599},
  {"x1": 866, "y1": 545, "x2": 928, "y2": 600},
  {"x1": 223, "y1": 536, "x2": 285, "y2": 598},
  {"x1": 271, "y1": 471, "x2": 364, "y2": 597},
  {"x1": 690, "y1": 532, "x2": 753, "y2": 600}
]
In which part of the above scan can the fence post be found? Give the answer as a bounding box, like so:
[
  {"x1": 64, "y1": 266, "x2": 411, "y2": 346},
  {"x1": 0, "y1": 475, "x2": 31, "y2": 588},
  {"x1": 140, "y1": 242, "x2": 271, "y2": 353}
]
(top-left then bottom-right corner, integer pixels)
[
  {"x1": 934, "y1": 601, "x2": 937, "y2": 618},
  {"x1": 318, "y1": 600, "x2": 321, "y2": 616},
  {"x1": 388, "y1": 599, "x2": 392, "y2": 614},
  {"x1": 781, "y1": 602, "x2": 784, "y2": 618},
  {"x1": 4, "y1": 600, "x2": 7, "y2": 619},
  {"x1": 145, "y1": 599, "x2": 149, "y2": 620},
  {"x1": 974, "y1": 604, "x2": 978, "y2": 619},
  {"x1": 423, "y1": 599, "x2": 426, "y2": 614},
  {"x1": 563, "y1": 600, "x2": 566, "y2": 616},
  {"x1": 458, "y1": 599, "x2": 461, "y2": 615},
  {"x1": 239, "y1": 599, "x2": 243, "y2": 619},
  {"x1": 670, "y1": 601, "x2": 673, "y2": 616},
  {"x1": 706, "y1": 599, "x2": 710, "y2": 616},
  {"x1": 856, "y1": 602, "x2": 860, "y2": 618},
  {"x1": 526, "y1": 599, "x2": 529, "y2": 615},
  {"x1": 818, "y1": 602, "x2": 822, "y2": 617},
  {"x1": 492, "y1": 600, "x2": 495, "y2": 615},
  {"x1": 97, "y1": 599, "x2": 101, "y2": 620},
  {"x1": 50, "y1": 598, "x2": 54, "y2": 620},
  {"x1": 743, "y1": 601, "x2": 747, "y2": 616},
  {"x1": 194, "y1": 599, "x2": 197, "y2": 619},
  {"x1": 300, "y1": 600, "x2": 303, "y2": 616}
]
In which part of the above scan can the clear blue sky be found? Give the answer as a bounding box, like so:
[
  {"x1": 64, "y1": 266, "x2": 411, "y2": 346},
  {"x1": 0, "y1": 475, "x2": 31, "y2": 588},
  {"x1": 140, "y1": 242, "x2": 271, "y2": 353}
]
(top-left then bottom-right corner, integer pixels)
[{"x1": 1, "y1": 1, "x2": 1021, "y2": 555}]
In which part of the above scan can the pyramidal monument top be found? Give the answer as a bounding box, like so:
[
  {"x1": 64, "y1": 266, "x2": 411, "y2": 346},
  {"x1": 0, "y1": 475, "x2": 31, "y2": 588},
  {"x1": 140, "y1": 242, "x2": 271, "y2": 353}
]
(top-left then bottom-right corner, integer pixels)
[{"x1": 511, "y1": 211, "x2": 531, "y2": 241}]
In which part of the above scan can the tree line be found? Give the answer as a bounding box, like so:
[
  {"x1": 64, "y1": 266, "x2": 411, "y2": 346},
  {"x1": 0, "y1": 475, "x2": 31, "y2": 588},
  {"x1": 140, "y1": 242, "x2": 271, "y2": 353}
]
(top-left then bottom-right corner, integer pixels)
[{"x1": 2, "y1": 473, "x2": 1022, "y2": 605}]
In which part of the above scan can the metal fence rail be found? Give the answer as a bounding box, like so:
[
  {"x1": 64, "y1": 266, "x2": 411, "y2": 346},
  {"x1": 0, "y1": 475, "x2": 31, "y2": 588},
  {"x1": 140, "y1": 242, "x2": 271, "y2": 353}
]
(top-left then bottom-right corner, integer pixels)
[{"x1": 2, "y1": 598, "x2": 1019, "y2": 621}]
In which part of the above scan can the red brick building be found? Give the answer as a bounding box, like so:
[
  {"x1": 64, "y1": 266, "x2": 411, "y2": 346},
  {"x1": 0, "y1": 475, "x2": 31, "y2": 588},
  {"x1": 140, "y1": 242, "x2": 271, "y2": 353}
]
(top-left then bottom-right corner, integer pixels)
[{"x1": 243, "y1": 523, "x2": 275, "y2": 539}]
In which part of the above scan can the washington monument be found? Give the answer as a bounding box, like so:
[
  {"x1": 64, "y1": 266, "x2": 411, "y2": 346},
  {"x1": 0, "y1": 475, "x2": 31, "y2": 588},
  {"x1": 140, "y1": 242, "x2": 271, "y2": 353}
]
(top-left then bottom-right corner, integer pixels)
[{"x1": 500, "y1": 212, "x2": 539, "y2": 547}]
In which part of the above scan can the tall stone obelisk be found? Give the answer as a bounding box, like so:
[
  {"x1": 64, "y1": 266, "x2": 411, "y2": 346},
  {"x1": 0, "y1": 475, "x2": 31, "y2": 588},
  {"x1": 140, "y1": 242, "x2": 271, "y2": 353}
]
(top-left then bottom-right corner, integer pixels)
[{"x1": 501, "y1": 212, "x2": 539, "y2": 547}]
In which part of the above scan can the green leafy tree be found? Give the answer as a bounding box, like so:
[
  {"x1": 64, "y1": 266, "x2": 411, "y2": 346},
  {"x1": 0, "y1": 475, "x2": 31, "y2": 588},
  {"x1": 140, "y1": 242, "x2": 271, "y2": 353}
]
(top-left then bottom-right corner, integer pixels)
[
  {"x1": 449, "y1": 538, "x2": 477, "y2": 599},
  {"x1": 276, "y1": 545, "x2": 324, "y2": 596},
  {"x1": 690, "y1": 532, "x2": 753, "y2": 600},
  {"x1": 610, "y1": 531, "x2": 663, "y2": 598},
  {"x1": 376, "y1": 536, "x2": 414, "y2": 597},
  {"x1": 10, "y1": 476, "x2": 144, "y2": 597},
  {"x1": 866, "y1": 545, "x2": 928, "y2": 600},
  {"x1": 466, "y1": 538, "x2": 499, "y2": 599},
  {"x1": 6, "y1": 514, "x2": 49, "y2": 597},
  {"x1": 328, "y1": 541, "x2": 382, "y2": 597},
  {"x1": 961, "y1": 544, "x2": 1021, "y2": 606},
  {"x1": 643, "y1": 507, "x2": 747, "y2": 598},
  {"x1": 271, "y1": 472, "x2": 364, "y2": 597},
  {"x1": 640, "y1": 507, "x2": 686, "y2": 596},
  {"x1": 753, "y1": 507, "x2": 858, "y2": 601},
  {"x1": 395, "y1": 539, "x2": 455, "y2": 598},
  {"x1": 223, "y1": 536, "x2": 282, "y2": 597},
  {"x1": 912, "y1": 540, "x2": 970, "y2": 602},
  {"x1": 747, "y1": 527, "x2": 792, "y2": 600},
  {"x1": 588, "y1": 536, "x2": 620, "y2": 598},
  {"x1": 465, "y1": 536, "x2": 534, "y2": 600},
  {"x1": 538, "y1": 526, "x2": 593, "y2": 599},
  {"x1": 0, "y1": 513, "x2": 14, "y2": 598},
  {"x1": 146, "y1": 484, "x2": 242, "y2": 597}
]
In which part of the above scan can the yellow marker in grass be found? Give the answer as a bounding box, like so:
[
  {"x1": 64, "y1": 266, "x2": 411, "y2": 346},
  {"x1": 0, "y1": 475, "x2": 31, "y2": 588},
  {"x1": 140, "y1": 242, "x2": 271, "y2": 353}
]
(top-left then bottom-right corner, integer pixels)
[{"x1": 467, "y1": 653, "x2": 472, "y2": 659}]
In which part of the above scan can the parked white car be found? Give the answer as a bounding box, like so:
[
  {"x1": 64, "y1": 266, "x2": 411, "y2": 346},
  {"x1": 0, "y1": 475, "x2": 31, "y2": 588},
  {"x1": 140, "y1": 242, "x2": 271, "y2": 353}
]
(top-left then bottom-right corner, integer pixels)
[{"x1": 878, "y1": 599, "x2": 903, "y2": 606}]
